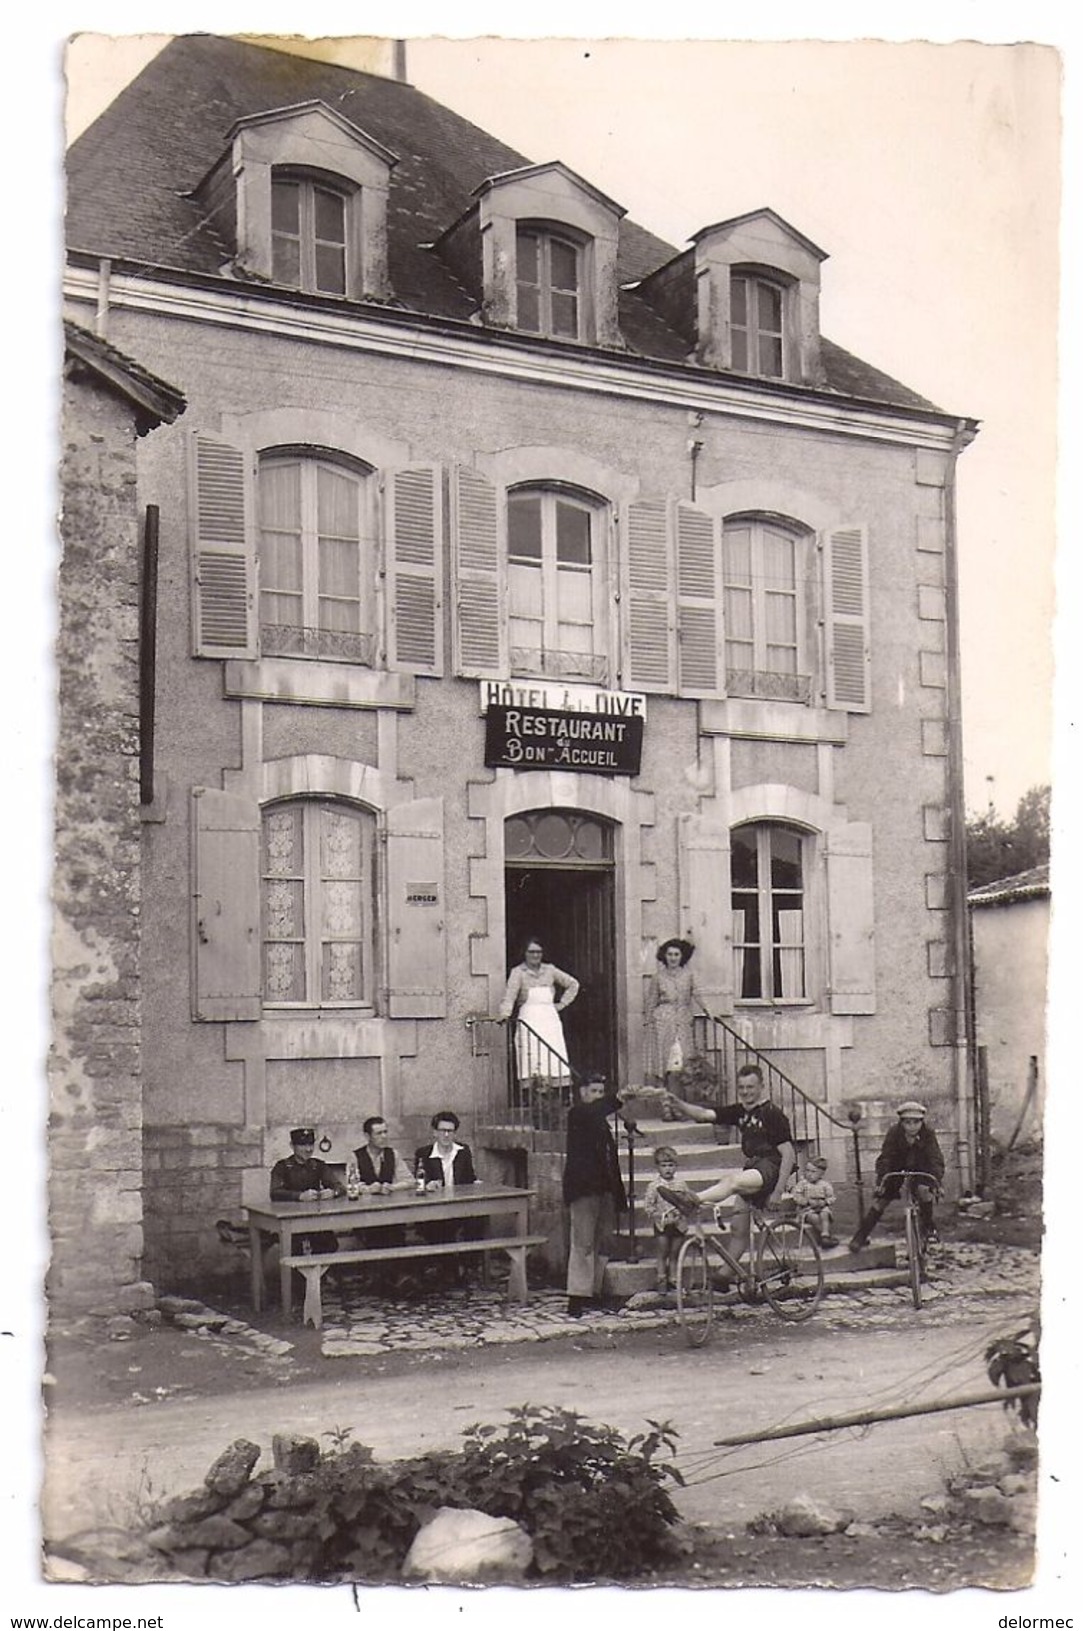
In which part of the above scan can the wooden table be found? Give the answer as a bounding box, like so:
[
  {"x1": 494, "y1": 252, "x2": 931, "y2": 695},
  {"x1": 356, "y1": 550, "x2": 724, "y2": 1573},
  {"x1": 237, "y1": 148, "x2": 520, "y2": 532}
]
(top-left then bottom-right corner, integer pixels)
[{"x1": 244, "y1": 1184, "x2": 538, "y2": 1317}]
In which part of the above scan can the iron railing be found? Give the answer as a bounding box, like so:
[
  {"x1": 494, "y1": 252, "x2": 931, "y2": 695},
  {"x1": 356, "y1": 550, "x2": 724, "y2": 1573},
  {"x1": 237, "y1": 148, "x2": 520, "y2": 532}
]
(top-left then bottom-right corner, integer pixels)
[
  {"x1": 468, "y1": 1004, "x2": 869, "y2": 1228},
  {"x1": 692, "y1": 1009, "x2": 867, "y2": 1222}
]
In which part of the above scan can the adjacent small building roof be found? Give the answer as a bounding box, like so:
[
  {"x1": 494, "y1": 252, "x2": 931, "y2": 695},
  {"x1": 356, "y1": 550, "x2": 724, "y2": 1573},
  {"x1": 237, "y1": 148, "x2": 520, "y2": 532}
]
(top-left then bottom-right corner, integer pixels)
[
  {"x1": 63, "y1": 319, "x2": 187, "y2": 433},
  {"x1": 968, "y1": 864, "x2": 1050, "y2": 908}
]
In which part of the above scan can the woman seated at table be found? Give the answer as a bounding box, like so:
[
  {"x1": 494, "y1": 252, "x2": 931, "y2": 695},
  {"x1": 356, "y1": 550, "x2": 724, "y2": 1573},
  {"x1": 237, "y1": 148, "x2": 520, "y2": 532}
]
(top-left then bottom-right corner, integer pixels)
[{"x1": 413, "y1": 1111, "x2": 485, "y2": 1270}]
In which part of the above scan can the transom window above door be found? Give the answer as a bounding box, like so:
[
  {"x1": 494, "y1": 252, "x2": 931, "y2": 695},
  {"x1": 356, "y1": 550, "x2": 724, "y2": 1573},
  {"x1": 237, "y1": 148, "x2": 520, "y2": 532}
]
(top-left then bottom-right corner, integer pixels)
[
  {"x1": 730, "y1": 273, "x2": 785, "y2": 378},
  {"x1": 505, "y1": 810, "x2": 612, "y2": 863},
  {"x1": 516, "y1": 227, "x2": 583, "y2": 340},
  {"x1": 272, "y1": 174, "x2": 350, "y2": 296},
  {"x1": 723, "y1": 515, "x2": 811, "y2": 703},
  {"x1": 507, "y1": 486, "x2": 609, "y2": 683},
  {"x1": 258, "y1": 451, "x2": 374, "y2": 663}
]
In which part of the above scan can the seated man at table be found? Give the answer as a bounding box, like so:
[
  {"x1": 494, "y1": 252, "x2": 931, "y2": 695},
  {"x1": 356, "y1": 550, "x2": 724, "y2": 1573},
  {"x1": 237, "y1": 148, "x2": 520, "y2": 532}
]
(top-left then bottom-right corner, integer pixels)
[
  {"x1": 351, "y1": 1115, "x2": 414, "y2": 1282},
  {"x1": 270, "y1": 1126, "x2": 346, "y2": 1255},
  {"x1": 414, "y1": 1110, "x2": 485, "y2": 1273}
]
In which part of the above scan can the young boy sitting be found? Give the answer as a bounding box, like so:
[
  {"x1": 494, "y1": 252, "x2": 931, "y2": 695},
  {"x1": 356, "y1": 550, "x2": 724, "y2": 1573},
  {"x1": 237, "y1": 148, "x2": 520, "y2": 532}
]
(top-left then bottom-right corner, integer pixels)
[
  {"x1": 643, "y1": 1145, "x2": 700, "y2": 1293},
  {"x1": 787, "y1": 1154, "x2": 837, "y2": 1247}
]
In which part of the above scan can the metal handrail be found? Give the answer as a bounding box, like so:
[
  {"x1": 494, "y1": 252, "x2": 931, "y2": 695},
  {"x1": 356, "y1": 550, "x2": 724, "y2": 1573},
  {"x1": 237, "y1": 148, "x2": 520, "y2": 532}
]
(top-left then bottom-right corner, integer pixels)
[{"x1": 692, "y1": 1009, "x2": 867, "y2": 1225}]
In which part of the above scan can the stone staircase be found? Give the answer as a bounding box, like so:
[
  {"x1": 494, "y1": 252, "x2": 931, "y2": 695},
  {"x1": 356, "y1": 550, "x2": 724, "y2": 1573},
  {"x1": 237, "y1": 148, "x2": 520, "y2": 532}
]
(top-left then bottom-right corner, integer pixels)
[{"x1": 605, "y1": 1116, "x2": 899, "y2": 1298}]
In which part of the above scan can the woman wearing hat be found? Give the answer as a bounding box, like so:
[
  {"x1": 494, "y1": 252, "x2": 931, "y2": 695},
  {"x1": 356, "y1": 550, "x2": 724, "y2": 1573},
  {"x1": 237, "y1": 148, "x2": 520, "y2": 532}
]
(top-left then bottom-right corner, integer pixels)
[{"x1": 644, "y1": 938, "x2": 701, "y2": 1094}]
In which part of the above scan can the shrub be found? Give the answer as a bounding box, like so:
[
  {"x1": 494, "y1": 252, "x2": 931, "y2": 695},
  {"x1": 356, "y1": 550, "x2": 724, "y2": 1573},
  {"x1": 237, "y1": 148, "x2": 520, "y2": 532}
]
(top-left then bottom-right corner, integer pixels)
[{"x1": 285, "y1": 1405, "x2": 684, "y2": 1581}]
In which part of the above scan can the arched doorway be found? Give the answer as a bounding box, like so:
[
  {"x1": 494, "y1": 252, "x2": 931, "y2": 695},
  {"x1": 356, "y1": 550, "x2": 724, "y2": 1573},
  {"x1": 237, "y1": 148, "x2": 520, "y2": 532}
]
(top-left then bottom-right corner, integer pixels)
[{"x1": 504, "y1": 810, "x2": 617, "y2": 1085}]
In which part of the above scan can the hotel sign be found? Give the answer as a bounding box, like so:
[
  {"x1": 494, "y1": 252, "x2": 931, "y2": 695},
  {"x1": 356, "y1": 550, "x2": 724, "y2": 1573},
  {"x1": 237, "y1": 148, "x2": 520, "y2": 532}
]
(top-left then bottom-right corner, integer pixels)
[{"x1": 484, "y1": 704, "x2": 643, "y2": 776}]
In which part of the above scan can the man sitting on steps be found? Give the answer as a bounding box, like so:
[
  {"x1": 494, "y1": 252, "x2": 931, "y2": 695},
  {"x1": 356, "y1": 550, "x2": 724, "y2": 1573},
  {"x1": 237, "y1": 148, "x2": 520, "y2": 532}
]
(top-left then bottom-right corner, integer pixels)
[{"x1": 662, "y1": 1064, "x2": 796, "y2": 1267}]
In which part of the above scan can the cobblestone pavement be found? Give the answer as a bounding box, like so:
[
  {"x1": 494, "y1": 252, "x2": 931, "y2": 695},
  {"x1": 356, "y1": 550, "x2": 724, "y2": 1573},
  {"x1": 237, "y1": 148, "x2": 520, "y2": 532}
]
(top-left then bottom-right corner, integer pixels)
[{"x1": 308, "y1": 1237, "x2": 1040, "y2": 1358}]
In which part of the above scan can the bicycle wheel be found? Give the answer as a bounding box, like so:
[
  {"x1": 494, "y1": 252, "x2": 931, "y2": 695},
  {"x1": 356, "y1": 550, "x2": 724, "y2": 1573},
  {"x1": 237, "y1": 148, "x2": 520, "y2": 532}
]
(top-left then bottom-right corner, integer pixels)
[
  {"x1": 676, "y1": 1234, "x2": 715, "y2": 1346},
  {"x1": 904, "y1": 1205, "x2": 925, "y2": 1309},
  {"x1": 756, "y1": 1218, "x2": 824, "y2": 1322}
]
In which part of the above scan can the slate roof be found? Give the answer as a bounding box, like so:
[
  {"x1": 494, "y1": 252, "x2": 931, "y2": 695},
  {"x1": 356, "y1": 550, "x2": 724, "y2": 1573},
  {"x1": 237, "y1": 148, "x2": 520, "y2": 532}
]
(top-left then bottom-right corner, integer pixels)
[
  {"x1": 968, "y1": 864, "x2": 1051, "y2": 907},
  {"x1": 66, "y1": 34, "x2": 947, "y2": 417}
]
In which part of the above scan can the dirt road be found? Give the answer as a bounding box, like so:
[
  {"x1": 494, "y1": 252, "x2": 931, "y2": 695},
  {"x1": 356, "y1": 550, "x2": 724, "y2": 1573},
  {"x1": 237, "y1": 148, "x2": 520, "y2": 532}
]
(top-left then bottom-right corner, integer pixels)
[{"x1": 44, "y1": 1298, "x2": 1027, "y2": 1543}]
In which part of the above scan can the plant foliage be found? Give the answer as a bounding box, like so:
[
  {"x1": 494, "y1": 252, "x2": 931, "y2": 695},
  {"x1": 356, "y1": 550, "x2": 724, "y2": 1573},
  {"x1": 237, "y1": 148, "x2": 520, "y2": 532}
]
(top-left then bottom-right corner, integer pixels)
[{"x1": 291, "y1": 1404, "x2": 685, "y2": 1582}]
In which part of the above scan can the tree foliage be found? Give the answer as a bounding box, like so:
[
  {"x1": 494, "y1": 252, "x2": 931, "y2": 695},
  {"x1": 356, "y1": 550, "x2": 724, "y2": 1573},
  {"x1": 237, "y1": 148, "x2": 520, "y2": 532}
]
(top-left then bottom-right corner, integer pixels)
[{"x1": 966, "y1": 785, "x2": 1050, "y2": 889}]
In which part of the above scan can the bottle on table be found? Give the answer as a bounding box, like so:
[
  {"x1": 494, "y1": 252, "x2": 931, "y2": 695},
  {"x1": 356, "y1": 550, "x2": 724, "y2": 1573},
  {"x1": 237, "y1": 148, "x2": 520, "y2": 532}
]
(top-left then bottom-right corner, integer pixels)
[
  {"x1": 416, "y1": 1158, "x2": 427, "y2": 1196},
  {"x1": 345, "y1": 1158, "x2": 361, "y2": 1201}
]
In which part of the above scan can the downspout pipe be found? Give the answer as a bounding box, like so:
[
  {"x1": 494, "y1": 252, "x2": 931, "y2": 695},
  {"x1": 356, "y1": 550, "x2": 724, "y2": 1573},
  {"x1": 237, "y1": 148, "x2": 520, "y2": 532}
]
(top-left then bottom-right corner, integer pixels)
[{"x1": 944, "y1": 417, "x2": 977, "y2": 1192}]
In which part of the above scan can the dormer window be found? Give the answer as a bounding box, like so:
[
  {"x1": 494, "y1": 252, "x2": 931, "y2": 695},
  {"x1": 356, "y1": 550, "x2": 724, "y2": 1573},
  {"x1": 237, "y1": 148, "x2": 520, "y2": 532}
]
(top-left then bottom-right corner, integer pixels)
[
  {"x1": 731, "y1": 273, "x2": 785, "y2": 379},
  {"x1": 516, "y1": 227, "x2": 582, "y2": 340},
  {"x1": 271, "y1": 175, "x2": 350, "y2": 295}
]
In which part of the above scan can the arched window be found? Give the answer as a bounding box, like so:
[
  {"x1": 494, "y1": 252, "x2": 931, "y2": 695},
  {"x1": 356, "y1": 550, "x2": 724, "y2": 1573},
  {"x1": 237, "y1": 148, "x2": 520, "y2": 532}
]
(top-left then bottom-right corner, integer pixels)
[
  {"x1": 261, "y1": 800, "x2": 376, "y2": 1007},
  {"x1": 258, "y1": 450, "x2": 374, "y2": 662},
  {"x1": 507, "y1": 485, "x2": 608, "y2": 682},
  {"x1": 516, "y1": 226, "x2": 583, "y2": 340},
  {"x1": 730, "y1": 272, "x2": 786, "y2": 378},
  {"x1": 732, "y1": 823, "x2": 809, "y2": 1002},
  {"x1": 272, "y1": 173, "x2": 351, "y2": 295},
  {"x1": 723, "y1": 515, "x2": 811, "y2": 703}
]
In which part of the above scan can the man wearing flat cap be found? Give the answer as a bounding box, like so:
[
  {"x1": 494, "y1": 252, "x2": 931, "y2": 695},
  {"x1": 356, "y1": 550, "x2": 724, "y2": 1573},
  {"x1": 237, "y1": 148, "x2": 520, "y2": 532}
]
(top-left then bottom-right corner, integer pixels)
[
  {"x1": 270, "y1": 1127, "x2": 346, "y2": 1255},
  {"x1": 848, "y1": 1101, "x2": 945, "y2": 1252}
]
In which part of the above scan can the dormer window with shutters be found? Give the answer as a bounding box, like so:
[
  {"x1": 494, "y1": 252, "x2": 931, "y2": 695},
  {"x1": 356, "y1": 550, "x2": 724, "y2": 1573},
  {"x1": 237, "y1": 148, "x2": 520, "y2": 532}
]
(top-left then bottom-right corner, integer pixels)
[{"x1": 190, "y1": 101, "x2": 397, "y2": 301}]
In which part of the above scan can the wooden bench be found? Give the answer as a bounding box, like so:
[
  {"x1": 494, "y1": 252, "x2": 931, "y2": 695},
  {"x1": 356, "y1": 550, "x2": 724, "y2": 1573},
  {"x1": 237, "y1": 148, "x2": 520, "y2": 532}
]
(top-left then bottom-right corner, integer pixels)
[{"x1": 281, "y1": 1234, "x2": 549, "y2": 1329}]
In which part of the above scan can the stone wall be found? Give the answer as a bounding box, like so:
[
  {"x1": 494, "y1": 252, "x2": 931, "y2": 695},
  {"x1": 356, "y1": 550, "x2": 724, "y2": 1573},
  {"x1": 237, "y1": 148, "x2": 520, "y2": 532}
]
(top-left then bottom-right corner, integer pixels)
[
  {"x1": 143, "y1": 1123, "x2": 264, "y2": 1288},
  {"x1": 50, "y1": 372, "x2": 147, "y2": 1314}
]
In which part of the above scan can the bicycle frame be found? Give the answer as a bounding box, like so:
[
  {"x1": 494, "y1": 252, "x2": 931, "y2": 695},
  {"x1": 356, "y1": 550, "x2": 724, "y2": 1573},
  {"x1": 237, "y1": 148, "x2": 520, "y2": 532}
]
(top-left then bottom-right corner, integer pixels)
[
  {"x1": 891, "y1": 1170, "x2": 941, "y2": 1310},
  {"x1": 676, "y1": 1207, "x2": 824, "y2": 1345}
]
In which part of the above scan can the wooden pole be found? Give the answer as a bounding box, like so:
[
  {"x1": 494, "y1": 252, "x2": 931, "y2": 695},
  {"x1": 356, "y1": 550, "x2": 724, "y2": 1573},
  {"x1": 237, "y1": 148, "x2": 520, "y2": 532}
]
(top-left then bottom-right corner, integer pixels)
[{"x1": 712, "y1": 1384, "x2": 1040, "y2": 1447}]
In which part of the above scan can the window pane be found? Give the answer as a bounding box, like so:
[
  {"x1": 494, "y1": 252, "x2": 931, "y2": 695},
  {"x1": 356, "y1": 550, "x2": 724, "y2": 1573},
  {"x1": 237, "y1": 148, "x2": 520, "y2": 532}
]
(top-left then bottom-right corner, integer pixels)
[
  {"x1": 318, "y1": 536, "x2": 360, "y2": 600},
  {"x1": 264, "y1": 941, "x2": 306, "y2": 1002},
  {"x1": 315, "y1": 243, "x2": 346, "y2": 295},
  {"x1": 504, "y1": 816, "x2": 532, "y2": 859},
  {"x1": 757, "y1": 280, "x2": 782, "y2": 331},
  {"x1": 550, "y1": 292, "x2": 579, "y2": 338},
  {"x1": 517, "y1": 285, "x2": 541, "y2": 333},
  {"x1": 731, "y1": 277, "x2": 748, "y2": 324},
  {"x1": 760, "y1": 335, "x2": 784, "y2": 378},
  {"x1": 731, "y1": 828, "x2": 758, "y2": 889},
  {"x1": 508, "y1": 494, "x2": 543, "y2": 560},
  {"x1": 322, "y1": 942, "x2": 363, "y2": 1003},
  {"x1": 517, "y1": 230, "x2": 539, "y2": 283},
  {"x1": 271, "y1": 180, "x2": 300, "y2": 232},
  {"x1": 549, "y1": 238, "x2": 579, "y2": 291},
  {"x1": 770, "y1": 827, "x2": 803, "y2": 890},
  {"x1": 555, "y1": 500, "x2": 591, "y2": 566},
  {"x1": 314, "y1": 187, "x2": 345, "y2": 244},
  {"x1": 321, "y1": 808, "x2": 362, "y2": 880},
  {"x1": 723, "y1": 526, "x2": 752, "y2": 585},
  {"x1": 317, "y1": 465, "x2": 360, "y2": 538},
  {"x1": 272, "y1": 236, "x2": 301, "y2": 288},
  {"x1": 535, "y1": 812, "x2": 574, "y2": 859}
]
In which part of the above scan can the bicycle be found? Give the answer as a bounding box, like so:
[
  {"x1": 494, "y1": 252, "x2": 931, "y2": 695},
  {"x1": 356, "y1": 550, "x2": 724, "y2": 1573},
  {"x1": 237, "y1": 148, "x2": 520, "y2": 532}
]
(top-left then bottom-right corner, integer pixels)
[
  {"x1": 670, "y1": 1197, "x2": 825, "y2": 1345},
  {"x1": 891, "y1": 1170, "x2": 942, "y2": 1309}
]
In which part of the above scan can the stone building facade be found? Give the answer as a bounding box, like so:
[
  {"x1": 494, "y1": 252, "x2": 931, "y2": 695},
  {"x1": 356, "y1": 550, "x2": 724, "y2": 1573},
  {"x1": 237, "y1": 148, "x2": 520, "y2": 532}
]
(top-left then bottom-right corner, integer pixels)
[
  {"x1": 63, "y1": 37, "x2": 977, "y2": 1290},
  {"x1": 52, "y1": 323, "x2": 184, "y2": 1312}
]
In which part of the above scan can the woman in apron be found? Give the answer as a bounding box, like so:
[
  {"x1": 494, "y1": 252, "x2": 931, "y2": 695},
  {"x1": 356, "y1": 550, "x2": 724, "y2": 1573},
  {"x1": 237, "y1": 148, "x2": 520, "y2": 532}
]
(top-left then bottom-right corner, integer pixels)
[
  {"x1": 644, "y1": 937, "x2": 700, "y2": 1094},
  {"x1": 499, "y1": 937, "x2": 580, "y2": 1089}
]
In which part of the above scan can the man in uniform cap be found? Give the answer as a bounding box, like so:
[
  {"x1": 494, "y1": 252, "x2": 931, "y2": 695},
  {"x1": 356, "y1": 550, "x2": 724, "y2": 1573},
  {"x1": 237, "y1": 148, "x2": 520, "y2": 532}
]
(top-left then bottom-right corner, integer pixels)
[
  {"x1": 848, "y1": 1101, "x2": 945, "y2": 1251},
  {"x1": 270, "y1": 1127, "x2": 347, "y2": 1255}
]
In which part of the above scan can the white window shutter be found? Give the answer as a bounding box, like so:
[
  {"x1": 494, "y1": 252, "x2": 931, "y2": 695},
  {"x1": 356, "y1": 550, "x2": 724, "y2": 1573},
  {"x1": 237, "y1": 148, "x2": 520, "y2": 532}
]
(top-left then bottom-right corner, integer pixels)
[
  {"x1": 676, "y1": 501, "x2": 724, "y2": 696},
  {"x1": 825, "y1": 821, "x2": 876, "y2": 1014},
  {"x1": 621, "y1": 498, "x2": 675, "y2": 693},
  {"x1": 191, "y1": 787, "x2": 262, "y2": 1020},
  {"x1": 451, "y1": 466, "x2": 507, "y2": 679},
  {"x1": 189, "y1": 430, "x2": 258, "y2": 658},
  {"x1": 677, "y1": 812, "x2": 733, "y2": 1015},
  {"x1": 385, "y1": 797, "x2": 447, "y2": 1018},
  {"x1": 823, "y1": 524, "x2": 871, "y2": 712},
  {"x1": 386, "y1": 465, "x2": 444, "y2": 675}
]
